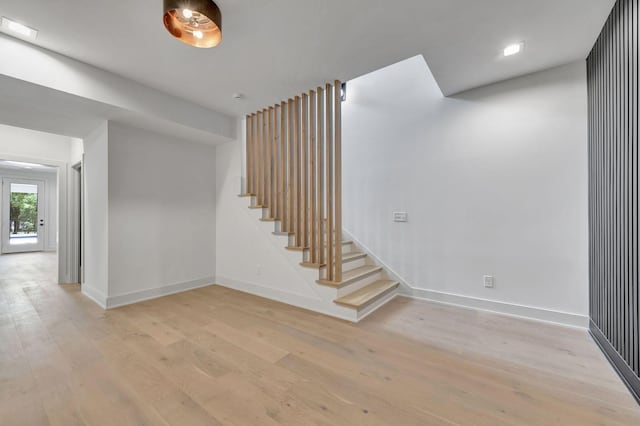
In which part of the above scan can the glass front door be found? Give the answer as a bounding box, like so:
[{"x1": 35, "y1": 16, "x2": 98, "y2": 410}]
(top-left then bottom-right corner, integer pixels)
[{"x1": 2, "y1": 178, "x2": 45, "y2": 253}]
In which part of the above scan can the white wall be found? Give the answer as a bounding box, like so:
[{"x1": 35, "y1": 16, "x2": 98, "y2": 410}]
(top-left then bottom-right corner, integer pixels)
[
  {"x1": 0, "y1": 166, "x2": 57, "y2": 251},
  {"x1": 0, "y1": 123, "x2": 77, "y2": 161},
  {"x1": 82, "y1": 122, "x2": 109, "y2": 305},
  {"x1": 342, "y1": 57, "x2": 588, "y2": 326},
  {"x1": 87, "y1": 122, "x2": 216, "y2": 307},
  {"x1": 0, "y1": 123, "x2": 82, "y2": 283}
]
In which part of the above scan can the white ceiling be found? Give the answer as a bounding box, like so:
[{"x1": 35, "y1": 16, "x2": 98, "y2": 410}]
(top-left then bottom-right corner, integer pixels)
[{"x1": 0, "y1": 0, "x2": 614, "y2": 117}]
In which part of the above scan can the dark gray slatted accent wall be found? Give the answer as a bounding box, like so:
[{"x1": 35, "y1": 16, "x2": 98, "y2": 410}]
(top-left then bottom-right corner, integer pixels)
[{"x1": 587, "y1": 0, "x2": 639, "y2": 402}]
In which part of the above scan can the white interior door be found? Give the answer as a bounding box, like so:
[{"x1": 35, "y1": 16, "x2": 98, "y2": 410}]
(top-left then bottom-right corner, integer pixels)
[{"x1": 1, "y1": 178, "x2": 46, "y2": 254}]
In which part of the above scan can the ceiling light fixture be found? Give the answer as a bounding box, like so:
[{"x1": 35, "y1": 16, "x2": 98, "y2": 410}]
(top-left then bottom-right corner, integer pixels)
[
  {"x1": 503, "y1": 43, "x2": 523, "y2": 57},
  {"x1": 163, "y1": 0, "x2": 222, "y2": 48},
  {"x1": 0, "y1": 17, "x2": 38, "y2": 41}
]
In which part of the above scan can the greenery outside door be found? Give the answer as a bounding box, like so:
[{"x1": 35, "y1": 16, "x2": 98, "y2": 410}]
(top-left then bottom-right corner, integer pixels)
[{"x1": 1, "y1": 178, "x2": 45, "y2": 253}]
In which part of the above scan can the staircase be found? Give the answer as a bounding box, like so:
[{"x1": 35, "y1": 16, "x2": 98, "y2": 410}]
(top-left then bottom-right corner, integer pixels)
[
  {"x1": 240, "y1": 81, "x2": 399, "y2": 321},
  {"x1": 239, "y1": 194, "x2": 399, "y2": 320}
]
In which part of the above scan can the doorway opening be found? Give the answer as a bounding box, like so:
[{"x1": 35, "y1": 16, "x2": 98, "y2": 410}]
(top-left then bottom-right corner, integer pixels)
[
  {"x1": 0, "y1": 161, "x2": 58, "y2": 255},
  {"x1": 2, "y1": 177, "x2": 47, "y2": 253}
]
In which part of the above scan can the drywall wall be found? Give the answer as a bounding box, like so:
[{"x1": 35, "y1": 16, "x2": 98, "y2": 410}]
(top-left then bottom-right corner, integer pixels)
[
  {"x1": 0, "y1": 123, "x2": 77, "y2": 161},
  {"x1": 0, "y1": 123, "x2": 82, "y2": 283},
  {"x1": 0, "y1": 166, "x2": 57, "y2": 251},
  {"x1": 342, "y1": 57, "x2": 589, "y2": 326},
  {"x1": 82, "y1": 122, "x2": 109, "y2": 306},
  {"x1": 105, "y1": 123, "x2": 217, "y2": 306}
]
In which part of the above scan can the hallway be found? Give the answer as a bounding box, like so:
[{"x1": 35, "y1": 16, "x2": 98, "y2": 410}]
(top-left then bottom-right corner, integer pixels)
[{"x1": 1, "y1": 253, "x2": 639, "y2": 425}]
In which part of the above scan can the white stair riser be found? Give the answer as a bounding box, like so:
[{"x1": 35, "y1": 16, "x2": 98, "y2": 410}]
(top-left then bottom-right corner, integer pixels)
[
  {"x1": 336, "y1": 270, "x2": 384, "y2": 298},
  {"x1": 342, "y1": 257, "x2": 367, "y2": 272},
  {"x1": 357, "y1": 289, "x2": 398, "y2": 320}
]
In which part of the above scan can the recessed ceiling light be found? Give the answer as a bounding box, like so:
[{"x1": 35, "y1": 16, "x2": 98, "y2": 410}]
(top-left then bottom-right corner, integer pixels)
[
  {"x1": 1, "y1": 17, "x2": 38, "y2": 41},
  {"x1": 503, "y1": 43, "x2": 523, "y2": 57}
]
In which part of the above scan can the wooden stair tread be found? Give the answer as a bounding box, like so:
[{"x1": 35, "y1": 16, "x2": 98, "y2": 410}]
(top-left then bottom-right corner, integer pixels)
[
  {"x1": 300, "y1": 252, "x2": 367, "y2": 269},
  {"x1": 285, "y1": 246, "x2": 308, "y2": 251},
  {"x1": 287, "y1": 240, "x2": 351, "y2": 253},
  {"x1": 343, "y1": 251, "x2": 366, "y2": 262},
  {"x1": 260, "y1": 218, "x2": 278, "y2": 222},
  {"x1": 334, "y1": 280, "x2": 399, "y2": 309},
  {"x1": 248, "y1": 205, "x2": 265, "y2": 209},
  {"x1": 238, "y1": 193, "x2": 254, "y2": 197},
  {"x1": 316, "y1": 265, "x2": 383, "y2": 288}
]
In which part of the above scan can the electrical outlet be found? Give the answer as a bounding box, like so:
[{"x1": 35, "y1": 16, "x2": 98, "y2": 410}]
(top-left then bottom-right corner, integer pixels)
[
  {"x1": 393, "y1": 212, "x2": 408, "y2": 222},
  {"x1": 483, "y1": 275, "x2": 494, "y2": 288}
]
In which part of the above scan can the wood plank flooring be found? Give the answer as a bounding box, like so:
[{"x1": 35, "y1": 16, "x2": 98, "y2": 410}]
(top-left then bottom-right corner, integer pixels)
[{"x1": 1, "y1": 252, "x2": 639, "y2": 425}]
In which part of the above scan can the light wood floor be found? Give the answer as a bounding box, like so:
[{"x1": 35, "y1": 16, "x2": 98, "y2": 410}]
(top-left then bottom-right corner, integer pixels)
[{"x1": 1, "y1": 252, "x2": 639, "y2": 425}]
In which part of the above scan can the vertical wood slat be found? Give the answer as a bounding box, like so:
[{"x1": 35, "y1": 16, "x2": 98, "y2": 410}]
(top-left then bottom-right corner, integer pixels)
[
  {"x1": 272, "y1": 106, "x2": 279, "y2": 218},
  {"x1": 280, "y1": 102, "x2": 287, "y2": 231},
  {"x1": 264, "y1": 109, "x2": 269, "y2": 208},
  {"x1": 294, "y1": 97, "x2": 301, "y2": 246},
  {"x1": 288, "y1": 99, "x2": 295, "y2": 235},
  {"x1": 268, "y1": 107, "x2": 274, "y2": 216},
  {"x1": 258, "y1": 111, "x2": 264, "y2": 206},
  {"x1": 246, "y1": 116, "x2": 251, "y2": 194},
  {"x1": 309, "y1": 90, "x2": 317, "y2": 264},
  {"x1": 301, "y1": 94, "x2": 309, "y2": 249},
  {"x1": 273, "y1": 104, "x2": 282, "y2": 220},
  {"x1": 317, "y1": 87, "x2": 325, "y2": 266},
  {"x1": 325, "y1": 83, "x2": 334, "y2": 281},
  {"x1": 334, "y1": 81, "x2": 343, "y2": 282},
  {"x1": 252, "y1": 113, "x2": 258, "y2": 201},
  {"x1": 272, "y1": 105, "x2": 278, "y2": 219}
]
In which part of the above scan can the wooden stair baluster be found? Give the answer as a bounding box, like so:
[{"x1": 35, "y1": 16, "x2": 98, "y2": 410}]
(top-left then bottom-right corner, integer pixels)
[
  {"x1": 309, "y1": 90, "x2": 317, "y2": 264},
  {"x1": 301, "y1": 93, "x2": 309, "y2": 250},
  {"x1": 334, "y1": 81, "x2": 343, "y2": 282},
  {"x1": 317, "y1": 87, "x2": 325, "y2": 267},
  {"x1": 278, "y1": 102, "x2": 287, "y2": 231},
  {"x1": 245, "y1": 115, "x2": 251, "y2": 195},
  {"x1": 325, "y1": 83, "x2": 334, "y2": 281},
  {"x1": 294, "y1": 96, "x2": 301, "y2": 246},
  {"x1": 258, "y1": 111, "x2": 264, "y2": 206},
  {"x1": 288, "y1": 99, "x2": 295, "y2": 235}
]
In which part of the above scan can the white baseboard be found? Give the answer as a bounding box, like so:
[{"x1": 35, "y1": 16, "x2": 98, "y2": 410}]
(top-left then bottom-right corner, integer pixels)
[
  {"x1": 105, "y1": 277, "x2": 215, "y2": 309},
  {"x1": 408, "y1": 287, "x2": 589, "y2": 329},
  {"x1": 81, "y1": 285, "x2": 107, "y2": 309},
  {"x1": 343, "y1": 229, "x2": 589, "y2": 329},
  {"x1": 215, "y1": 275, "x2": 357, "y2": 322}
]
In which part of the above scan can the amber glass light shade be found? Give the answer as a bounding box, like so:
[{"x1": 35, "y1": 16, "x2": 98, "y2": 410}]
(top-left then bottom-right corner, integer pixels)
[{"x1": 163, "y1": 0, "x2": 222, "y2": 48}]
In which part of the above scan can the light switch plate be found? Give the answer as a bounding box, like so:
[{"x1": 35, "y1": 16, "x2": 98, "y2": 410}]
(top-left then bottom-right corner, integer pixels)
[
  {"x1": 393, "y1": 212, "x2": 408, "y2": 222},
  {"x1": 483, "y1": 275, "x2": 495, "y2": 288}
]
